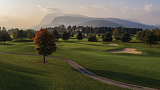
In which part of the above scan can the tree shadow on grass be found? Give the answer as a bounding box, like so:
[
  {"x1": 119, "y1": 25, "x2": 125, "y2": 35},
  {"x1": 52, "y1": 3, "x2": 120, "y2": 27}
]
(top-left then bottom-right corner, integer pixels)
[
  {"x1": 88, "y1": 69, "x2": 160, "y2": 89},
  {"x1": 12, "y1": 40, "x2": 33, "y2": 42},
  {"x1": 128, "y1": 42, "x2": 142, "y2": 43},
  {"x1": 0, "y1": 43, "x2": 15, "y2": 45},
  {"x1": 0, "y1": 61, "x2": 49, "y2": 90}
]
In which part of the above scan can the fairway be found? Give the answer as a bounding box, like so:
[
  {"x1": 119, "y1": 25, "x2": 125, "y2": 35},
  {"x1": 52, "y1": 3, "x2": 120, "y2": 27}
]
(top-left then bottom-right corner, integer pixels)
[{"x1": 0, "y1": 36, "x2": 160, "y2": 89}]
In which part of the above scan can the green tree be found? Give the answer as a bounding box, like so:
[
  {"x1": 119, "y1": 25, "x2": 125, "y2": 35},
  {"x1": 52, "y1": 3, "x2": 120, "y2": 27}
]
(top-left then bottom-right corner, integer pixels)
[
  {"x1": 18, "y1": 30, "x2": 24, "y2": 40},
  {"x1": 52, "y1": 29, "x2": 59, "y2": 40},
  {"x1": 12, "y1": 28, "x2": 19, "y2": 39},
  {"x1": 72, "y1": 25, "x2": 76, "y2": 32},
  {"x1": 114, "y1": 29, "x2": 119, "y2": 36},
  {"x1": 143, "y1": 31, "x2": 157, "y2": 47},
  {"x1": 0, "y1": 30, "x2": 12, "y2": 45},
  {"x1": 33, "y1": 28, "x2": 57, "y2": 63},
  {"x1": 103, "y1": 32, "x2": 113, "y2": 42},
  {"x1": 77, "y1": 32, "x2": 83, "y2": 41},
  {"x1": 88, "y1": 33, "x2": 97, "y2": 42},
  {"x1": 27, "y1": 29, "x2": 34, "y2": 39},
  {"x1": 61, "y1": 31, "x2": 69, "y2": 41},
  {"x1": 121, "y1": 32, "x2": 132, "y2": 42}
]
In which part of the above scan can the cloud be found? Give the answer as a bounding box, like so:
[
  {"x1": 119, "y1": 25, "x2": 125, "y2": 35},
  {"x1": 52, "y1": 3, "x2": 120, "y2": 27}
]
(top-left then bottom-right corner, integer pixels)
[
  {"x1": 133, "y1": 4, "x2": 160, "y2": 12},
  {"x1": 77, "y1": 5, "x2": 114, "y2": 13},
  {"x1": 144, "y1": 4, "x2": 153, "y2": 11},
  {"x1": 37, "y1": 5, "x2": 62, "y2": 13},
  {"x1": 122, "y1": 6, "x2": 129, "y2": 12}
]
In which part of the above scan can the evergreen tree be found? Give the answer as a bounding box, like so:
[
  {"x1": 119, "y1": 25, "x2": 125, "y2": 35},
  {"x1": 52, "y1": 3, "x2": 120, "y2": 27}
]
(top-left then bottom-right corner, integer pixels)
[
  {"x1": 0, "y1": 30, "x2": 12, "y2": 45},
  {"x1": 52, "y1": 29, "x2": 59, "y2": 40},
  {"x1": 143, "y1": 31, "x2": 157, "y2": 47},
  {"x1": 61, "y1": 31, "x2": 69, "y2": 41},
  {"x1": 77, "y1": 32, "x2": 83, "y2": 41},
  {"x1": 18, "y1": 30, "x2": 24, "y2": 40},
  {"x1": 121, "y1": 32, "x2": 132, "y2": 42}
]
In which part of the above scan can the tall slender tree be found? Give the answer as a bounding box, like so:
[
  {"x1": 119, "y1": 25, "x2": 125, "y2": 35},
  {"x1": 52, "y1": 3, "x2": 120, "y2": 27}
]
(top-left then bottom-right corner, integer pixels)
[{"x1": 77, "y1": 32, "x2": 83, "y2": 41}]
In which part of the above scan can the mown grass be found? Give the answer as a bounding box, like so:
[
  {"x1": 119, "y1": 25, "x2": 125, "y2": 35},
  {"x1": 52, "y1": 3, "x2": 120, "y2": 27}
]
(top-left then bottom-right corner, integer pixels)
[
  {"x1": 0, "y1": 53, "x2": 126, "y2": 90},
  {"x1": 0, "y1": 35, "x2": 160, "y2": 89}
]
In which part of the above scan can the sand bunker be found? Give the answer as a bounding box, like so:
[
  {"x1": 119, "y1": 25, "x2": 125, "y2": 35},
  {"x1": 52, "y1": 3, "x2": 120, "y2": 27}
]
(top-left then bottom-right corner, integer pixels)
[
  {"x1": 107, "y1": 43, "x2": 119, "y2": 46},
  {"x1": 108, "y1": 48, "x2": 142, "y2": 54}
]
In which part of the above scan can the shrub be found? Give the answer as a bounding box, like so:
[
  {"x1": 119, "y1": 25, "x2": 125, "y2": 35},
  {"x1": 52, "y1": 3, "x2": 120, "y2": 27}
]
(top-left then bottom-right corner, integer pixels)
[
  {"x1": 121, "y1": 32, "x2": 132, "y2": 42},
  {"x1": 103, "y1": 32, "x2": 113, "y2": 42},
  {"x1": 88, "y1": 33, "x2": 97, "y2": 42}
]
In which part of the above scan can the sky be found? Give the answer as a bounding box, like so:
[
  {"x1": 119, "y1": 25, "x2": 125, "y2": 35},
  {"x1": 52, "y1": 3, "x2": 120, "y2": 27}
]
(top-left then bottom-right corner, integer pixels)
[{"x1": 0, "y1": 0, "x2": 160, "y2": 28}]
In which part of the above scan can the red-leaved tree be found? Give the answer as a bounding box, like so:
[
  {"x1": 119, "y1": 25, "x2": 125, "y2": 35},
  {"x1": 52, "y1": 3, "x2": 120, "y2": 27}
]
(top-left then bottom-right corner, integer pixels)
[{"x1": 33, "y1": 28, "x2": 57, "y2": 63}]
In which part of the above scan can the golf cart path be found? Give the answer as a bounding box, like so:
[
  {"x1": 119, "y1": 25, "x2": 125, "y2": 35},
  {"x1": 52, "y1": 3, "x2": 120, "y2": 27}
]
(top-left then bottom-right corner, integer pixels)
[{"x1": 0, "y1": 51, "x2": 158, "y2": 90}]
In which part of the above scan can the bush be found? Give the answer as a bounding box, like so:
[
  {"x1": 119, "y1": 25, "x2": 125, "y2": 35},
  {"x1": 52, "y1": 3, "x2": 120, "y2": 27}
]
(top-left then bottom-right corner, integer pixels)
[
  {"x1": 121, "y1": 32, "x2": 132, "y2": 42},
  {"x1": 103, "y1": 32, "x2": 113, "y2": 42},
  {"x1": 88, "y1": 34, "x2": 97, "y2": 42},
  {"x1": 114, "y1": 36, "x2": 121, "y2": 40}
]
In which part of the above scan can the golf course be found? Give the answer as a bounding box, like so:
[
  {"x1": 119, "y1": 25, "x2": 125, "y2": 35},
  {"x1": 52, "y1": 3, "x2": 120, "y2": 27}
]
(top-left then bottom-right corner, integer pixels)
[{"x1": 0, "y1": 35, "x2": 160, "y2": 90}]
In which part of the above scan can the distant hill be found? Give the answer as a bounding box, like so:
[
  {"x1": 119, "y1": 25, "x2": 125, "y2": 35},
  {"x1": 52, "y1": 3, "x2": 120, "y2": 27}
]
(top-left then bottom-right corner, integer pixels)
[
  {"x1": 77, "y1": 20, "x2": 123, "y2": 27},
  {"x1": 33, "y1": 13, "x2": 158, "y2": 30},
  {"x1": 32, "y1": 13, "x2": 65, "y2": 29},
  {"x1": 155, "y1": 25, "x2": 160, "y2": 28},
  {"x1": 32, "y1": 13, "x2": 89, "y2": 29}
]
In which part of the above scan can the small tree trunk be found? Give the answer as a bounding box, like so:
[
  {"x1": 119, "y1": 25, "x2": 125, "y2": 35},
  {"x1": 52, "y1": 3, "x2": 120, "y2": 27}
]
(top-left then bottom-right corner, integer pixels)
[
  {"x1": 43, "y1": 54, "x2": 45, "y2": 63},
  {"x1": 4, "y1": 41, "x2": 5, "y2": 45},
  {"x1": 150, "y1": 44, "x2": 151, "y2": 47}
]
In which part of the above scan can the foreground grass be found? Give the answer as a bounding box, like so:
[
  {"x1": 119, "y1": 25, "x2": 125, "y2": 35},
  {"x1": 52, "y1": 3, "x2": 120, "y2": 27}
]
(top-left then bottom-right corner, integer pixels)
[
  {"x1": 0, "y1": 53, "x2": 126, "y2": 90},
  {"x1": 0, "y1": 36, "x2": 160, "y2": 89}
]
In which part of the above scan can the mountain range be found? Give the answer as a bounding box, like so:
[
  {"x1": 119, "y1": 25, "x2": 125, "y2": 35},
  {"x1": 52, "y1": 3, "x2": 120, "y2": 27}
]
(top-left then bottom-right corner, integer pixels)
[{"x1": 32, "y1": 13, "x2": 159, "y2": 30}]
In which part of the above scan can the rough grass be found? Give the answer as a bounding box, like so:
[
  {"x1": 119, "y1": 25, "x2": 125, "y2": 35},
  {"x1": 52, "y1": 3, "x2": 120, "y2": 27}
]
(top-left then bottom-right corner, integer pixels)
[
  {"x1": 0, "y1": 35, "x2": 160, "y2": 89},
  {"x1": 0, "y1": 53, "x2": 126, "y2": 90}
]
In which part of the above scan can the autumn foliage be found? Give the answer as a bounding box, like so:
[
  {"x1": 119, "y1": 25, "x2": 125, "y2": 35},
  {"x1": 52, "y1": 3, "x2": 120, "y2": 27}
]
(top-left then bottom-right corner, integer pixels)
[{"x1": 33, "y1": 28, "x2": 56, "y2": 63}]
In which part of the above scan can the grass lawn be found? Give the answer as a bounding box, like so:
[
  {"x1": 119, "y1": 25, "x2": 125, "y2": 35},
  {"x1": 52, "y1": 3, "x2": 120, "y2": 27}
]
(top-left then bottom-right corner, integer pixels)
[
  {"x1": 0, "y1": 35, "x2": 160, "y2": 89},
  {"x1": 0, "y1": 53, "x2": 126, "y2": 90}
]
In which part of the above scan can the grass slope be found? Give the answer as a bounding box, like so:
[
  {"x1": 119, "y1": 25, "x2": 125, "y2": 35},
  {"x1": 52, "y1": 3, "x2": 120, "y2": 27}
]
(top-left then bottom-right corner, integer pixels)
[
  {"x1": 0, "y1": 35, "x2": 160, "y2": 89},
  {"x1": 0, "y1": 53, "x2": 126, "y2": 90}
]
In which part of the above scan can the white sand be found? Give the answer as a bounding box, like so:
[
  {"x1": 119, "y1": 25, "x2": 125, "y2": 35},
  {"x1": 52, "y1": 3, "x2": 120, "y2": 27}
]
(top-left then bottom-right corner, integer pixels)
[
  {"x1": 108, "y1": 48, "x2": 142, "y2": 54},
  {"x1": 107, "y1": 43, "x2": 119, "y2": 46}
]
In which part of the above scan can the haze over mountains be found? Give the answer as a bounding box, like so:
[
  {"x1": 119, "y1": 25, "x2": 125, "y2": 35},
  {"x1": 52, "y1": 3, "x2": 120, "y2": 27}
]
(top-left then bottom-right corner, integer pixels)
[{"x1": 33, "y1": 13, "x2": 159, "y2": 30}]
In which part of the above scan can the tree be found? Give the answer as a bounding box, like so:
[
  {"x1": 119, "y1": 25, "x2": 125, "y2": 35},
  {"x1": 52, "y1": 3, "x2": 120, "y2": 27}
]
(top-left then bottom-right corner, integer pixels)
[
  {"x1": 33, "y1": 28, "x2": 57, "y2": 63},
  {"x1": 18, "y1": 30, "x2": 24, "y2": 40},
  {"x1": 61, "y1": 31, "x2": 69, "y2": 41},
  {"x1": 114, "y1": 29, "x2": 119, "y2": 36},
  {"x1": 121, "y1": 32, "x2": 132, "y2": 42},
  {"x1": 27, "y1": 29, "x2": 34, "y2": 39},
  {"x1": 12, "y1": 28, "x2": 19, "y2": 39},
  {"x1": 52, "y1": 29, "x2": 59, "y2": 40},
  {"x1": 103, "y1": 32, "x2": 113, "y2": 42},
  {"x1": 68, "y1": 32, "x2": 70, "y2": 37},
  {"x1": 143, "y1": 31, "x2": 157, "y2": 47},
  {"x1": 72, "y1": 26, "x2": 76, "y2": 32},
  {"x1": 0, "y1": 30, "x2": 12, "y2": 45},
  {"x1": 88, "y1": 33, "x2": 97, "y2": 42},
  {"x1": 77, "y1": 32, "x2": 83, "y2": 41}
]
